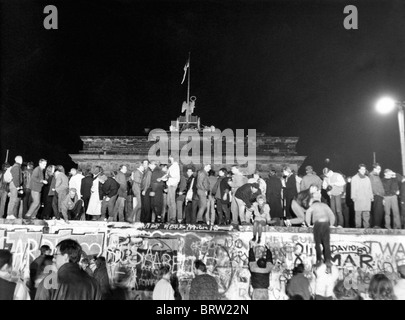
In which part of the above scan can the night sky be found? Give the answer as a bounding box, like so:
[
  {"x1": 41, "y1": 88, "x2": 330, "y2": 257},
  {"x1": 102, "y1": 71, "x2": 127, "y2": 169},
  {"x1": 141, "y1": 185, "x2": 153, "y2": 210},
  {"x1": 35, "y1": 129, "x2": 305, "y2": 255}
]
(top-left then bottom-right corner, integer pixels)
[{"x1": 2, "y1": 0, "x2": 405, "y2": 176}]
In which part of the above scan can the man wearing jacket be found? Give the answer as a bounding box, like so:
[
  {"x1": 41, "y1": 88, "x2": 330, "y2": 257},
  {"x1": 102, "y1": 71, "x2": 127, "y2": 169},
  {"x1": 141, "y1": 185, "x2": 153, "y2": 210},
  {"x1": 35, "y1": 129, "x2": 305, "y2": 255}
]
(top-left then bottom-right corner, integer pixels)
[
  {"x1": 99, "y1": 173, "x2": 119, "y2": 221},
  {"x1": 184, "y1": 167, "x2": 198, "y2": 224},
  {"x1": 0, "y1": 163, "x2": 10, "y2": 218},
  {"x1": 112, "y1": 165, "x2": 128, "y2": 222},
  {"x1": 196, "y1": 164, "x2": 211, "y2": 224},
  {"x1": 369, "y1": 163, "x2": 385, "y2": 228},
  {"x1": 141, "y1": 160, "x2": 152, "y2": 223},
  {"x1": 22, "y1": 162, "x2": 34, "y2": 217},
  {"x1": 161, "y1": 155, "x2": 180, "y2": 223},
  {"x1": 282, "y1": 166, "x2": 298, "y2": 220},
  {"x1": 53, "y1": 166, "x2": 69, "y2": 219},
  {"x1": 351, "y1": 164, "x2": 373, "y2": 228},
  {"x1": 35, "y1": 239, "x2": 101, "y2": 300},
  {"x1": 6, "y1": 155, "x2": 23, "y2": 220},
  {"x1": 382, "y1": 169, "x2": 403, "y2": 229},
  {"x1": 213, "y1": 168, "x2": 231, "y2": 225},
  {"x1": 235, "y1": 182, "x2": 260, "y2": 225},
  {"x1": 131, "y1": 162, "x2": 144, "y2": 222},
  {"x1": 248, "y1": 241, "x2": 273, "y2": 300},
  {"x1": 149, "y1": 161, "x2": 165, "y2": 223},
  {"x1": 80, "y1": 168, "x2": 93, "y2": 220},
  {"x1": 176, "y1": 169, "x2": 188, "y2": 224},
  {"x1": 68, "y1": 168, "x2": 84, "y2": 200},
  {"x1": 228, "y1": 166, "x2": 248, "y2": 226},
  {"x1": 265, "y1": 170, "x2": 283, "y2": 225},
  {"x1": 26, "y1": 159, "x2": 48, "y2": 220},
  {"x1": 322, "y1": 168, "x2": 346, "y2": 227},
  {"x1": 301, "y1": 165, "x2": 322, "y2": 191}
]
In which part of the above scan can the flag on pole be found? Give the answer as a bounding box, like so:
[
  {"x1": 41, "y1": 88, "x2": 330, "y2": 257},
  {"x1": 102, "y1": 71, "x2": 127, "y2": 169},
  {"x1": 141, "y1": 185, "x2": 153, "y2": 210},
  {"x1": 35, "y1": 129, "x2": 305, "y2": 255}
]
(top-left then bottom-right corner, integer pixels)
[{"x1": 181, "y1": 59, "x2": 189, "y2": 84}]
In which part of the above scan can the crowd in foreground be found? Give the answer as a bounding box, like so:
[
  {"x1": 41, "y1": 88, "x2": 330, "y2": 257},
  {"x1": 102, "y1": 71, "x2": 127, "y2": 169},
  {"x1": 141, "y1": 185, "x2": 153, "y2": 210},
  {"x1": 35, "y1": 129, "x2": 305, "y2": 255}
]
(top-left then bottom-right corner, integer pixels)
[
  {"x1": 0, "y1": 238, "x2": 404, "y2": 300},
  {"x1": 0, "y1": 155, "x2": 404, "y2": 232}
]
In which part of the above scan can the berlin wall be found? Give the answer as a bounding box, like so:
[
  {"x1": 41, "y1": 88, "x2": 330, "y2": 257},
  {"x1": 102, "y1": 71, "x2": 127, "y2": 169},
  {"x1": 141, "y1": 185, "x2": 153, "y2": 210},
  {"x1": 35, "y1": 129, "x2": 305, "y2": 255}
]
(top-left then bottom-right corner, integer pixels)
[{"x1": 1, "y1": 220, "x2": 404, "y2": 300}]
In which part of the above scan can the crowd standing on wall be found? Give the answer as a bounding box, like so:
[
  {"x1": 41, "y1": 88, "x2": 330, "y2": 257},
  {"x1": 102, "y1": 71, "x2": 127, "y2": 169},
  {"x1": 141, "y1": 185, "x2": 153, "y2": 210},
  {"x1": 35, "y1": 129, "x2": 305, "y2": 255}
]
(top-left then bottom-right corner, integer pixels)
[
  {"x1": 1, "y1": 156, "x2": 404, "y2": 231},
  {"x1": 2, "y1": 156, "x2": 405, "y2": 300}
]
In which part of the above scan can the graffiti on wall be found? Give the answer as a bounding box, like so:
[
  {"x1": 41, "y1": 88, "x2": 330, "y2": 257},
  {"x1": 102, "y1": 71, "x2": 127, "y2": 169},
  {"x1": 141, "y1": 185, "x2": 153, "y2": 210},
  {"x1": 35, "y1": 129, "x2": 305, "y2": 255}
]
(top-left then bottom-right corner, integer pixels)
[
  {"x1": 0, "y1": 224, "x2": 105, "y2": 281},
  {"x1": 1, "y1": 222, "x2": 405, "y2": 300}
]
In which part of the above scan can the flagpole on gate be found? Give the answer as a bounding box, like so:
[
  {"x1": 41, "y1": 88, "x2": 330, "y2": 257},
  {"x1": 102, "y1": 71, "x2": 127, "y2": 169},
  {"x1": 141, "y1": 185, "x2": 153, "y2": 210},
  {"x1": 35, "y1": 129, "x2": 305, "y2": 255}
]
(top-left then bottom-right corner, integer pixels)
[{"x1": 187, "y1": 52, "x2": 191, "y2": 123}]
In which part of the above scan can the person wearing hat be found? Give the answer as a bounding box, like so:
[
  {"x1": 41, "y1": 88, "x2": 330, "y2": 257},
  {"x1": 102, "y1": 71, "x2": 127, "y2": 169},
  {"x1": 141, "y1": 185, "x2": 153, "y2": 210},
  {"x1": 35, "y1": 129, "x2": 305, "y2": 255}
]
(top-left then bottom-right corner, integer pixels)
[
  {"x1": 60, "y1": 188, "x2": 83, "y2": 221},
  {"x1": 234, "y1": 182, "x2": 261, "y2": 225},
  {"x1": 394, "y1": 260, "x2": 405, "y2": 300}
]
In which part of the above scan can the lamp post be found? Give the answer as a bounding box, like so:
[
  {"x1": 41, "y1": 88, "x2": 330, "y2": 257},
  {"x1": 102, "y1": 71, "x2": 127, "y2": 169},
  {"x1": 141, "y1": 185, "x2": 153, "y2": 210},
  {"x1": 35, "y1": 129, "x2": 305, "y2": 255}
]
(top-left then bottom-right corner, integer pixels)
[{"x1": 376, "y1": 97, "x2": 405, "y2": 175}]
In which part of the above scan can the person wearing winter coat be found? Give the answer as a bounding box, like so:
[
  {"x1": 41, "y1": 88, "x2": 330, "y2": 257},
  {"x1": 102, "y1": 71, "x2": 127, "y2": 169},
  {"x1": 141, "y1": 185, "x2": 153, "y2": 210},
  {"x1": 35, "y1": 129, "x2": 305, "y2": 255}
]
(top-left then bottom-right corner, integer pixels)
[{"x1": 351, "y1": 164, "x2": 373, "y2": 228}]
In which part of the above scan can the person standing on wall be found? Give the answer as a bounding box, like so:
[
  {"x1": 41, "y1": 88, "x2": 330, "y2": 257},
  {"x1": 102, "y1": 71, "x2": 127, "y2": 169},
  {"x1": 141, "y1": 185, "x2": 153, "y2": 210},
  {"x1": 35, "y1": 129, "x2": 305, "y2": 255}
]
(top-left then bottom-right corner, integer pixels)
[
  {"x1": 25, "y1": 159, "x2": 48, "y2": 221},
  {"x1": 86, "y1": 166, "x2": 104, "y2": 221},
  {"x1": 381, "y1": 169, "x2": 403, "y2": 229},
  {"x1": 351, "y1": 164, "x2": 373, "y2": 228},
  {"x1": 80, "y1": 168, "x2": 94, "y2": 220},
  {"x1": 195, "y1": 164, "x2": 211, "y2": 224},
  {"x1": 213, "y1": 168, "x2": 231, "y2": 225},
  {"x1": 282, "y1": 166, "x2": 298, "y2": 220},
  {"x1": 53, "y1": 166, "x2": 70, "y2": 220},
  {"x1": 6, "y1": 155, "x2": 23, "y2": 220},
  {"x1": 184, "y1": 166, "x2": 198, "y2": 224},
  {"x1": 368, "y1": 163, "x2": 385, "y2": 228},
  {"x1": 140, "y1": 159, "x2": 152, "y2": 223},
  {"x1": 300, "y1": 165, "x2": 322, "y2": 191},
  {"x1": 206, "y1": 169, "x2": 218, "y2": 226},
  {"x1": 322, "y1": 168, "x2": 346, "y2": 227},
  {"x1": 131, "y1": 162, "x2": 144, "y2": 223},
  {"x1": 265, "y1": 169, "x2": 283, "y2": 226},
  {"x1": 21, "y1": 161, "x2": 34, "y2": 218},
  {"x1": 98, "y1": 173, "x2": 119, "y2": 221},
  {"x1": 175, "y1": 166, "x2": 188, "y2": 224},
  {"x1": 112, "y1": 164, "x2": 128, "y2": 222},
  {"x1": 0, "y1": 163, "x2": 11, "y2": 219},
  {"x1": 228, "y1": 165, "x2": 248, "y2": 226},
  {"x1": 160, "y1": 155, "x2": 180, "y2": 224},
  {"x1": 68, "y1": 168, "x2": 84, "y2": 200}
]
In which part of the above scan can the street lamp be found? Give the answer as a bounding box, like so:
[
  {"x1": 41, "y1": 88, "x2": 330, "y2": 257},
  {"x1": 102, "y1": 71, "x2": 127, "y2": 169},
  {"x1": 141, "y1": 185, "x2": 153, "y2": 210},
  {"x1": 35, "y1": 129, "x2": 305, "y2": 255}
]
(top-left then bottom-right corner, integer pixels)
[{"x1": 376, "y1": 96, "x2": 405, "y2": 175}]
